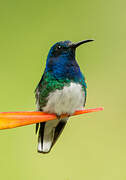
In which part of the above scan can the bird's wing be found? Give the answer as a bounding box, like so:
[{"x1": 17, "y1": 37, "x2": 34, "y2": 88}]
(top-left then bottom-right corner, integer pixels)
[
  {"x1": 78, "y1": 73, "x2": 87, "y2": 107},
  {"x1": 35, "y1": 71, "x2": 46, "y2": 134},
  {"x1": 35, "y1": 71, "x2": 68, "y2": 153}
]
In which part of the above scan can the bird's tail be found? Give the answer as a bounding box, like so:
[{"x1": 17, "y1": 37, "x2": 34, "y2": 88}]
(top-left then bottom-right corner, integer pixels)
[{"x1": 36, "y1": 118, "x2": 68, "y2": 153}]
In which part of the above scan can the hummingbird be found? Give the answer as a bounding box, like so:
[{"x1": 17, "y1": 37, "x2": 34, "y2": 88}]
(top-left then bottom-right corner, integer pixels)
[{"x1": 35, "y1": 39, "x2": 93, "y2": 153}]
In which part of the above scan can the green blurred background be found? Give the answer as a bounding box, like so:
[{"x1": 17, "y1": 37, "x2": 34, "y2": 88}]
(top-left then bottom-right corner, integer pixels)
[{"x1": 0, "y1": 0, "x2": 125, "y2": 179}]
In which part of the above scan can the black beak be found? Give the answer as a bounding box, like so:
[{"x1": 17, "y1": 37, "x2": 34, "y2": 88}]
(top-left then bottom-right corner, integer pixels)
[{"x1": 69, "y1": 39, "x2": 94, "y2": 48}]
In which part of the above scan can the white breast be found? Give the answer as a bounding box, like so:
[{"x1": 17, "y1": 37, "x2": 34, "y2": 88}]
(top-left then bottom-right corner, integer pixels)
[{"x1": 43, "y1": 82, "x2": 85, "y2": 115}]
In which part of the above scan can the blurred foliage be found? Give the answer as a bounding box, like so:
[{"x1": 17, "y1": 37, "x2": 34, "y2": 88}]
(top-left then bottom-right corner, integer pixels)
[{"x1": 0, "y1": 0, "x2": 125, "y2": 179}]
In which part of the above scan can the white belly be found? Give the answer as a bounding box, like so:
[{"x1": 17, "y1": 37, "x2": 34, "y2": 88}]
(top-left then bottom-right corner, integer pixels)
[{"x1": 43, "y1": 82, "x2": 85, "y2": 115}]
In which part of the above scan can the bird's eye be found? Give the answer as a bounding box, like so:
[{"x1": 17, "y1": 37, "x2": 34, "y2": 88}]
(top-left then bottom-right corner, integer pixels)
[{"x1": 56, "y1": 45, "x2": 61, "y2": 50}]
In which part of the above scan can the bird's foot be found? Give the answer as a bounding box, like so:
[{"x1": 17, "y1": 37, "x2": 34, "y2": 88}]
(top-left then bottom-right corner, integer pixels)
[{"x1": 56, "y1": 114, "x2": 71, "y2": 120}]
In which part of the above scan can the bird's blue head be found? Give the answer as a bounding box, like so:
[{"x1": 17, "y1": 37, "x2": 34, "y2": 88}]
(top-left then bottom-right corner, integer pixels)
[
  {"x1": 47, "y1": 40, "x2": 73, "y2": 59},
  {"x1": 45, "y1": 40, "x2": 93, "y2": 80}
]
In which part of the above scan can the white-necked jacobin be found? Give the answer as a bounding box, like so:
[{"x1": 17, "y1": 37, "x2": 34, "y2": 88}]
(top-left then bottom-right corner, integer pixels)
[{"x1": 35, "y1": 39, "x2": 93, "y2": 153}]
